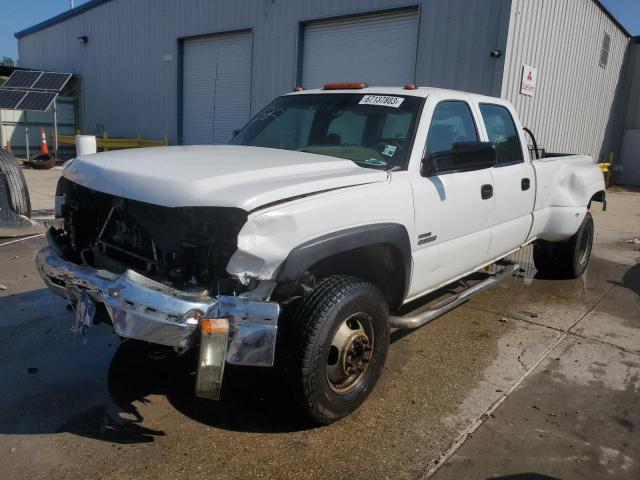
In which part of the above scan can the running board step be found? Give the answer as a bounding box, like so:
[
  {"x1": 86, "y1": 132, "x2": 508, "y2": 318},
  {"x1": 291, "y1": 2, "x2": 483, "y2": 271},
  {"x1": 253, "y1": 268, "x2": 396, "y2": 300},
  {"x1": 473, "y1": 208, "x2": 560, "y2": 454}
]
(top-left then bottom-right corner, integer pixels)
[{"x1": 390, "y1": 263, "x2": 520, "y2": 330}]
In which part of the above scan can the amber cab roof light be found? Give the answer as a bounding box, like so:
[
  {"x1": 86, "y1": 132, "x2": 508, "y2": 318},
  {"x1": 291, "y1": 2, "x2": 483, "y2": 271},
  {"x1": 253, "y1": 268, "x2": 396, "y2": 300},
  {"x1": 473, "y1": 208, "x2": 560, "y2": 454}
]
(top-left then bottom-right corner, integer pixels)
[
  {"x1": 292, "y1": 86, "x2": 304, "y2": 92},
  {"x1": 323, "y1": 82, "x2": 368, "y2": 90},
  {"x1": 404, "y1": 83, "x2": 417, "y2": 90}
]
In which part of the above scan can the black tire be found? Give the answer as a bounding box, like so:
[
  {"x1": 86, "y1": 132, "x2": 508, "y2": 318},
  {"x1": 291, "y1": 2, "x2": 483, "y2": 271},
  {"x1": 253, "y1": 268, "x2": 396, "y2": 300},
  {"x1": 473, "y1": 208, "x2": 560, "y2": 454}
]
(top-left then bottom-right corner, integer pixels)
[
  {"x1": 533, "y1": 212, "x2": 594, "y2": 279},
  {"x1": 0, "y1": 148, "x2": 31, "y2": 217},
  {"x1": 290, "y1": 275, "x2": 390, "y2": 425}
]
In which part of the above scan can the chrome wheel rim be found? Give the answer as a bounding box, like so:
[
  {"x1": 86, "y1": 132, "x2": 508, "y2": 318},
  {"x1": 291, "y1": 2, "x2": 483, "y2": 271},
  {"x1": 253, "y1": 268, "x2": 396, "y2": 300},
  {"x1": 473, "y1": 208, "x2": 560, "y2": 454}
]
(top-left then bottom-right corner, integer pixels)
[
  {"x1": 578, "y1": 225, "x2": 592, "y2": 265},
  {"x1": 326, "y1": 313, "x2": 374, "y2": 394}
]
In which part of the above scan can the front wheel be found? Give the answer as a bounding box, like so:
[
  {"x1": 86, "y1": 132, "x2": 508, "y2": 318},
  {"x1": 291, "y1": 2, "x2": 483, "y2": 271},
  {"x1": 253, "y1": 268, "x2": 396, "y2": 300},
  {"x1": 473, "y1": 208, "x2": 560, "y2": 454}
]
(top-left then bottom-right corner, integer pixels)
[
  {"x1": 290, "y1": 275, "x2": 390, "y2": 425},
  {"x1": 533, "y1": 212, "x2": 594, "y2": 278}
]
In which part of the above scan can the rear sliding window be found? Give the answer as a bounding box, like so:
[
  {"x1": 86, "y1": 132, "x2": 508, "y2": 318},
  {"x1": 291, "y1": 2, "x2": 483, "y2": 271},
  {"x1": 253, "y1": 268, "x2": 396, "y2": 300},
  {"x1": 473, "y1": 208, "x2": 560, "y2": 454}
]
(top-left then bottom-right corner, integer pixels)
[{"x1": 479, "y1": 104, "x2": 524, "y2": 166}]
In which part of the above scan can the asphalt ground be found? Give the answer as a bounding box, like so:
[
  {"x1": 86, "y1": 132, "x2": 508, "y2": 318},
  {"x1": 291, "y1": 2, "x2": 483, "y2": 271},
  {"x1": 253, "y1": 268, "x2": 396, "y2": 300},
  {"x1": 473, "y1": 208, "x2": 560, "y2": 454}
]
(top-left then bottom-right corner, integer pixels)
[{"x1": 0, "y1": 192, "x2": 638, "y2": 480}]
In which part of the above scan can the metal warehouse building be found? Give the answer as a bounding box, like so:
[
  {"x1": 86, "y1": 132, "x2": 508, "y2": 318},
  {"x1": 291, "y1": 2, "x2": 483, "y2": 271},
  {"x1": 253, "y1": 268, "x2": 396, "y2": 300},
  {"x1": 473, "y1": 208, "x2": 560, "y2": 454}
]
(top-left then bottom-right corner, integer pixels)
[{"x1": 12, "y1": 0, "x2": 637, "y2": 175}]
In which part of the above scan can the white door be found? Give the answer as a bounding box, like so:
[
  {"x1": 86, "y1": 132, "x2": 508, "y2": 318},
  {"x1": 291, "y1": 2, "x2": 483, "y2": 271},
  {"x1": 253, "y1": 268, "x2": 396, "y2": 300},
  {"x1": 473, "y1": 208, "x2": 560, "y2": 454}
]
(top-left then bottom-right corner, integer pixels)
[
  {"x1": 301, "y1": 10, "x2": 419, "y2": 88},
  {"x1": 182, "y1": 31, "x2": 252, "y2": 145},
  {"x1": 409, "y1": 99, "x2": 495, "y2": 299},
  {"x1": 478, "y1": 103, "x2": 535, "y2": 259}
]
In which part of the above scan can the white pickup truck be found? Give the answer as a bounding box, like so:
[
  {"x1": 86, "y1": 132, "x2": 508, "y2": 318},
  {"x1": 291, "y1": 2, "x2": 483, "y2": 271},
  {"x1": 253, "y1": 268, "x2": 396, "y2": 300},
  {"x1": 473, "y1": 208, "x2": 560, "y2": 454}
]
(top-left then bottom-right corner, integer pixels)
[{"x1": 37, "y1": 83, "x2": 606, "y2": 424}]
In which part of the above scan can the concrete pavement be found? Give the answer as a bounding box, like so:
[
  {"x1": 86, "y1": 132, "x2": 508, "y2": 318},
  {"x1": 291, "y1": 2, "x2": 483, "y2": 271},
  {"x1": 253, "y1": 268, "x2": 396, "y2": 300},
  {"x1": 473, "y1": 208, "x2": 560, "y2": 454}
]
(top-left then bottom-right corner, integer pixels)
[
  {"x1": 21, "y1": 166, "x2": 61, "y2": 216},
  {"x1": 0, "y1": 192, "x2": 638, "y2": 479},
  {"x1": 433, "y1": 192, "x2": 640, "y2": 479}
]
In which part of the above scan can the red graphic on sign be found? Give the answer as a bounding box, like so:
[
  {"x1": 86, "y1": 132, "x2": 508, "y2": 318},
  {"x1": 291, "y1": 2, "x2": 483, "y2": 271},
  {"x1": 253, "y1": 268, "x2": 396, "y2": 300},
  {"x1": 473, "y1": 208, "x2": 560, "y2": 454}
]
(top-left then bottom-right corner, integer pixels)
[{"x1": 527, "y1": 71, "x2": 533, "y2": 81}]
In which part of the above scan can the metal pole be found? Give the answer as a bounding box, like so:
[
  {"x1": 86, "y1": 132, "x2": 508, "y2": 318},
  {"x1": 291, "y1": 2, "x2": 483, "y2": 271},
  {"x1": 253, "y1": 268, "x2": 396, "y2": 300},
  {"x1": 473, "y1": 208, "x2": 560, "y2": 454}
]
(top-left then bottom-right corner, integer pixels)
[
  {"x1": 0, "y1": 110, "x2": 5, "y2": 149},
  {"x1": 53, "y1": 100, "x2": 59, "y2": 158},
  {"x1": 25, "y1": 124, "x2": 30, "y2": 160}
]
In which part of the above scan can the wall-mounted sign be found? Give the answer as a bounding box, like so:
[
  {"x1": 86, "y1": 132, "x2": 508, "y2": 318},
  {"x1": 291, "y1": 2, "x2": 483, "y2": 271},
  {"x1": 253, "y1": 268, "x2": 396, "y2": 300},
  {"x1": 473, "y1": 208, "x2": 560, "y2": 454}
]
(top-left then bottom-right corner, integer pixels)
[{"x1": 520, "y1": 64, "x2": 537, "y2": 97}]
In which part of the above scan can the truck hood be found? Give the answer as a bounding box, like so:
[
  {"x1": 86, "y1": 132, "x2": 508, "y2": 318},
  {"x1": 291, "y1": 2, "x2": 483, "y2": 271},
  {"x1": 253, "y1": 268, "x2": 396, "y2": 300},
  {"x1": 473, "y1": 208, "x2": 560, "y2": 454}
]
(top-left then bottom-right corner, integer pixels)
[{"x1": 62, "y1": 145, "x2": 388, "y2": 210}]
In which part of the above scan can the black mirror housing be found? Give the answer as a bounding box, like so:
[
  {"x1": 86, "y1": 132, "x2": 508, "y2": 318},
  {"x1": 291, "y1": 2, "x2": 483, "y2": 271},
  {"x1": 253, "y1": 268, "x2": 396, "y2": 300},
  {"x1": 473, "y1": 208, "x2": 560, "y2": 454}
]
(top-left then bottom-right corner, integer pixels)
[{"x1": 421, "y1": 142, "x2": 497, "y2": 177}]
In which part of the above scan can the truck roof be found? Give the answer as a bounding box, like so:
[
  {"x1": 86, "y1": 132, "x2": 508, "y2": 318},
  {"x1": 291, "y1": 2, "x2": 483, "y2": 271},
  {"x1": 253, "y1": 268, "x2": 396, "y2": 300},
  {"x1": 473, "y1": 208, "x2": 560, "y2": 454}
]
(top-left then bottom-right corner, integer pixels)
[{"x1": 285, "y1": 85, "x2": 508, "y2": 105}]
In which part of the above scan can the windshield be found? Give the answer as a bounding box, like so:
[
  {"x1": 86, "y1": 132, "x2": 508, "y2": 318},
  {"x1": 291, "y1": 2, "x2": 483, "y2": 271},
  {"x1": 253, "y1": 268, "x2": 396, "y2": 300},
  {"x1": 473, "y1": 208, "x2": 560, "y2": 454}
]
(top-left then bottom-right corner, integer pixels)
[{"x1": 230, "y1": 93, "x2": 423, "y2": 170}]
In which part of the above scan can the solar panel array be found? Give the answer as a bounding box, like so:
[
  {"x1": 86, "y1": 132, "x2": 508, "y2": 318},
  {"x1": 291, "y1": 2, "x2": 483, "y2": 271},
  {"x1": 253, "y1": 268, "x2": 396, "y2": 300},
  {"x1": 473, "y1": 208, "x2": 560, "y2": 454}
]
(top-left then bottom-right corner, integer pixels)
[
  {"x1": 0, "y1": 70, "x2": 72, "y2": 111},
  {"x1": 2, "y1": 70, "x2": 71, "y2": 92}
]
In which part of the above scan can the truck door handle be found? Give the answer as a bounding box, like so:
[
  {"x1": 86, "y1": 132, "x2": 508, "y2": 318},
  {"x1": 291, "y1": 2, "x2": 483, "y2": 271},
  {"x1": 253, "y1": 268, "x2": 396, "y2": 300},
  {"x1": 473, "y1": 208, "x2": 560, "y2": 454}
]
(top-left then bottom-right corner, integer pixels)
[
  {"x1": 481, "y1": 184, "x2": 493, "y2": 200},
  {"x1": 521, "y1": 178, "x2": 531, "y2": 191}
]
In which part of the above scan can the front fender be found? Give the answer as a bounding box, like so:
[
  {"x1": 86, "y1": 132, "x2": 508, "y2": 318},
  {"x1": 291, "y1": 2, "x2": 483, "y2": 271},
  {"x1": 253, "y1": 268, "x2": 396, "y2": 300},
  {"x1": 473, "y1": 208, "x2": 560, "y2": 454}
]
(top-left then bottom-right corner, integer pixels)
[{"x1": 225, "y1": 179, "x2": 415, "y2": 284}]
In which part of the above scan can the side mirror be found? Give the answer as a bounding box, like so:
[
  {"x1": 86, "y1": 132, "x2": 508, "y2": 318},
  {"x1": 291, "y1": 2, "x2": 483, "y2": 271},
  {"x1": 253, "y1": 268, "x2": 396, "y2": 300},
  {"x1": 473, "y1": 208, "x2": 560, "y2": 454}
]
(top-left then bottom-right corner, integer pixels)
[{"x1": 421, "y1": 142, "x2": 497, "y2": 176}]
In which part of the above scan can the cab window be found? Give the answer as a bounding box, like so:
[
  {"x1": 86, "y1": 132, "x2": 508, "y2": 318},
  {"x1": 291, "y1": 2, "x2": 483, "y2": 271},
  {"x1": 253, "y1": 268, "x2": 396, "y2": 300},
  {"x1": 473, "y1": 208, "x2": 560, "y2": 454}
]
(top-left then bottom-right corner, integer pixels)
[
  {"x1": 479, "y1": 104, "x2": 524, "y2": 166},
  {"x1": 426, "y1": 101, "x2": 478, "y2": 154}
]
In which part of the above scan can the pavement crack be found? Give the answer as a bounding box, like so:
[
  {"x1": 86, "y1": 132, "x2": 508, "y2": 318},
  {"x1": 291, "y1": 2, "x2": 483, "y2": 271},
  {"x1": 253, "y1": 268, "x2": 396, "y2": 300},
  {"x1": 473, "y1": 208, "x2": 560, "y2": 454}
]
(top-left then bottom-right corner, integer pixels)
[
  {"x1": 567, "y1": 284, "x2": 617, "y2": 334},
  {"x1": 566, "y1": 331, "x2": 640, "y2": 356}
]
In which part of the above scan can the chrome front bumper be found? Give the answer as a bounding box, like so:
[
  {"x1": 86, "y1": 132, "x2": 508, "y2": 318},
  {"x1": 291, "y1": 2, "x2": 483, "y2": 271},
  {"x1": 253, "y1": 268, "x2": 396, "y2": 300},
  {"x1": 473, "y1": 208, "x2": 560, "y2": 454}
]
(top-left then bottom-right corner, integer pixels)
[{"x1": 35, "y1": 246, "x2": 280, "y2": 367}]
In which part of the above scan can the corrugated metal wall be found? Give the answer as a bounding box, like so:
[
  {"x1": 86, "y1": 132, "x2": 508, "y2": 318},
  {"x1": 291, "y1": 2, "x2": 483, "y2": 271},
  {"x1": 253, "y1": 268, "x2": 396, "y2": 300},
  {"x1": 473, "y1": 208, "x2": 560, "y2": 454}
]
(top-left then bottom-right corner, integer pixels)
[
  {"x1": 17, "y1": 0, "x2": 510, "y2": 144},
  {"x1": 614, "y1": 40, "x2": 640, "y2": 185},
  {"x1": 501, "y1": 0, "x2": 629, "y2": 162},
  {"x1": 619, "y1": 42, "x2": 640, "y2": 130},
  {"x1": 0, "y1": 98, "x2": 76, "y2": 157},
  {"x1": 417, "y1": 0, "x2": 511, "y2": 96}
]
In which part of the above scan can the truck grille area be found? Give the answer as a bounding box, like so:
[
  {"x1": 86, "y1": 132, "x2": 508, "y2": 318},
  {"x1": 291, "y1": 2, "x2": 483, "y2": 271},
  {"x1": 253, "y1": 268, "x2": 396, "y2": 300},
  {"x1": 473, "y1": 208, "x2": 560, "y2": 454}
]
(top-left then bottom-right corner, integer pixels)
[{"x1": 54, "y1": 177, "x2": 248, "y2": 294}]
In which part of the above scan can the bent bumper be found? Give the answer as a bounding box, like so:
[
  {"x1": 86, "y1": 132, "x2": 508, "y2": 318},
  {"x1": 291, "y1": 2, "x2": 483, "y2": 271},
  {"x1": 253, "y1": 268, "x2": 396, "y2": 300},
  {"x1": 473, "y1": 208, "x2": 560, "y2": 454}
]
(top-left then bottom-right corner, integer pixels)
[{"x1": 35, "y1": 246, "x2": 280, "y2": 367}]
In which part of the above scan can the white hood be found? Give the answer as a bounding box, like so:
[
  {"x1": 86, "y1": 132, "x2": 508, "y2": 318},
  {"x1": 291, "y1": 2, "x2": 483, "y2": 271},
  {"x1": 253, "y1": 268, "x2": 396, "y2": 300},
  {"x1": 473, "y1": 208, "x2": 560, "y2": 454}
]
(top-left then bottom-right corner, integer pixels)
[{"x1": 63, "y1": 145, "x2": 388, "y2": 210}]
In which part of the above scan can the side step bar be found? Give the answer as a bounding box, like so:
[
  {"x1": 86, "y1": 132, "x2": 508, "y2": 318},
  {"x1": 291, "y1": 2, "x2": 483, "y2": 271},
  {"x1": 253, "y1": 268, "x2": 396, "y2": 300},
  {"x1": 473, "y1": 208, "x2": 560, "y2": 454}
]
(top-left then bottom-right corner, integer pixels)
[{"x1": 390, "y1": 263, "x2": 520, "y2": 330}]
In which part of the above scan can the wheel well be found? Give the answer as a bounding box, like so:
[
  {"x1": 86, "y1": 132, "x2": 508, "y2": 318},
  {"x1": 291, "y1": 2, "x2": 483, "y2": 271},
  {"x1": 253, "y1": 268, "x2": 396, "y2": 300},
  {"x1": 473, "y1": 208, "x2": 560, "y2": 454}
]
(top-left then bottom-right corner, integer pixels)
[
  {"x1": 588, "y1": 190, "x2": 606, "y2": 211},
  {"x1": 306, "y1": 244, "x2": 407, "y2": 311}
]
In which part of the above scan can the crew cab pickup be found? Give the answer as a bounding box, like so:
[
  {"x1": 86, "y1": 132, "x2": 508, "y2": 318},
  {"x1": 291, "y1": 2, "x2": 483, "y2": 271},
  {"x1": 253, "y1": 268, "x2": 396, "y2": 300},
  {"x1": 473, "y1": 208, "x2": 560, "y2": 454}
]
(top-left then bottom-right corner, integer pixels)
[{"x1": 37, "y1": 84, "x2": 606, "y2": 424}]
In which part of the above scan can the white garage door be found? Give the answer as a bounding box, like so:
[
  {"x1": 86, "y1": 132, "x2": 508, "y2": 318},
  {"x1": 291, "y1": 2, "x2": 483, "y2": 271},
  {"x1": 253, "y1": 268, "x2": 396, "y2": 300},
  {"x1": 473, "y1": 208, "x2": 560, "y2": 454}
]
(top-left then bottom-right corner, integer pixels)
[
  {"x1": 182, "y1": 31, "x2": 252, "y2": 145},
  {"x1": 302, "y1": 10, "x2": 419, "y2": 89}
]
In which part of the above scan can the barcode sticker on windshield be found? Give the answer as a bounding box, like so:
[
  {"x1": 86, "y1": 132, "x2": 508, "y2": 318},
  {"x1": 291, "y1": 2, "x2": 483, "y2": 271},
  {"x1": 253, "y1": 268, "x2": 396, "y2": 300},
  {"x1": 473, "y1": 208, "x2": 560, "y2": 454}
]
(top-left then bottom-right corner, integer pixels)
[{"x1": 359, "y1": 95, "x2": 405, "y2": 108}]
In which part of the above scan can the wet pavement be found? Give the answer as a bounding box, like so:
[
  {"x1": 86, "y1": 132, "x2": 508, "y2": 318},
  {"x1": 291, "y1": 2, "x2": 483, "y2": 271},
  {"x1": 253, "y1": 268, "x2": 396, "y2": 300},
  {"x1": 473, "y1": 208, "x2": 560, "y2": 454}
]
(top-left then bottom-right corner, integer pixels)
[{"x1": 0, "y1": 192, "x2": 638, "y2": 479}]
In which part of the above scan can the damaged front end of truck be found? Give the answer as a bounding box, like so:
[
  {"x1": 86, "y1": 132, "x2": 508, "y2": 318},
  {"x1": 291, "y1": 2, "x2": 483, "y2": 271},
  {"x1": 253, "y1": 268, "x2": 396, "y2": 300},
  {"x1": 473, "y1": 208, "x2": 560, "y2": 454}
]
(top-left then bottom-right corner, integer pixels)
[{"x1": 37, "y1": 178, "x2": 280, "y2": 400}]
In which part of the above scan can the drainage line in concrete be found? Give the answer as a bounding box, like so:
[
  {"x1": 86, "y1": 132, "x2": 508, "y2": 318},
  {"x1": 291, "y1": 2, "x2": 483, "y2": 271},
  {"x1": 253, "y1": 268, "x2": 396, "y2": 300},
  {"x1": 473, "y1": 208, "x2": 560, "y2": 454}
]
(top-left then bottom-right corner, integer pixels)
[{"x1": 0, "y1": 233, "x2": 45, "y2": 248}]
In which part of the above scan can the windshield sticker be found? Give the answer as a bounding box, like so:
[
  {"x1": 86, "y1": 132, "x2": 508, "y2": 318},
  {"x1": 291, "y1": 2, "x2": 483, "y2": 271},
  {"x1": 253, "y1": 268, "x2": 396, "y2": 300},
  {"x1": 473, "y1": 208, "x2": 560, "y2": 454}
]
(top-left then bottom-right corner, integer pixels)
[
  {"x1": 359, "y1": 95, "x2": 405, "y2": 108},
  {"x1": 382, "y1": 145, "x2": 398, "y2": 157}
]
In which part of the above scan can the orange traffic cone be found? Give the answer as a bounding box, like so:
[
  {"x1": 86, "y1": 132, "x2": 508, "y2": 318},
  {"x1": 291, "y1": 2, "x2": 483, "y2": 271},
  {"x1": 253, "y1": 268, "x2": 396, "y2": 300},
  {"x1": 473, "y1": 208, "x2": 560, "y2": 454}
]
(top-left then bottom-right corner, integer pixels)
[{"x1": 40, "y1": 128, "x2": 49, "y2": 155}]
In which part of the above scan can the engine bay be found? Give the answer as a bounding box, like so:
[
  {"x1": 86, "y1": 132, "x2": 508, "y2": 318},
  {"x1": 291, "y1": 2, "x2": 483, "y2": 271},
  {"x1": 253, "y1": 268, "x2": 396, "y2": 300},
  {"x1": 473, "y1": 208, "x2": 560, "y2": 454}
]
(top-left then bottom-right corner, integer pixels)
[{"x1": 53, "y1": 178, "x2": 248, "y2": 294}]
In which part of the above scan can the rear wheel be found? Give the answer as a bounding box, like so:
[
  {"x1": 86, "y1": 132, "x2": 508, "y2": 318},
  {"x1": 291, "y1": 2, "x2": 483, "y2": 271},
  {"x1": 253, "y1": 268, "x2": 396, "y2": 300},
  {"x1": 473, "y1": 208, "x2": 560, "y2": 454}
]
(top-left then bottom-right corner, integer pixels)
[
  {"x1": 290, "y1": 275, "x2": 390, "y2": 424},
  {"x1": 533, "y1": 212, "x2": 594, "y2": 278}
]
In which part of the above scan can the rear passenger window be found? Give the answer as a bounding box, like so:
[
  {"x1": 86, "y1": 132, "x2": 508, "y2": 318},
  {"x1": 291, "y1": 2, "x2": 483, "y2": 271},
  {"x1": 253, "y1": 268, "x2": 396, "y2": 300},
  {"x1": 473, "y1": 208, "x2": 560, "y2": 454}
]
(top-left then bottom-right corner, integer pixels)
[
  {"x1": 479, "y1": 104, "x2": 524, "y2": 166},
  {"x1": 426, "y1": 101, "x2": 478, "y2": 154}
]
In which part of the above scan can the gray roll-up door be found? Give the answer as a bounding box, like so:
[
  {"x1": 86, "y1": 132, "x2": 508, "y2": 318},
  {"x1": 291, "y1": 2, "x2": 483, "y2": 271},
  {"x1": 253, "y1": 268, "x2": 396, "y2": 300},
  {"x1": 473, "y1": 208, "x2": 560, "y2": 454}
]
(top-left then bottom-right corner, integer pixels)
[
  {"x1": 182, "y1": 31, "x2": 252, "y2": 145},
  {"x1": 301, "y1": 10, "x2": 419, "y2": 89}
]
